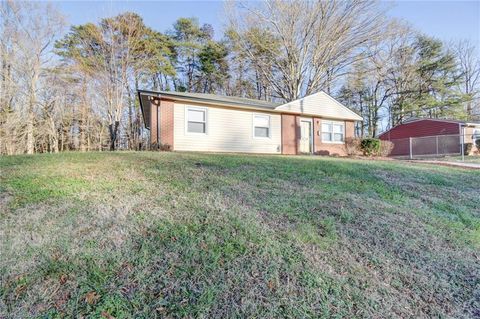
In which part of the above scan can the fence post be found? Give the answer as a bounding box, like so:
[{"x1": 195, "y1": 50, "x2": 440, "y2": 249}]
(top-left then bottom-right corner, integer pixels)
[
  {"x1": 436, "y1": 136, "x2": 439, "y2": 156},
  {"x1": 409, "y1": 137, "x2": 413, "y2": 160}
]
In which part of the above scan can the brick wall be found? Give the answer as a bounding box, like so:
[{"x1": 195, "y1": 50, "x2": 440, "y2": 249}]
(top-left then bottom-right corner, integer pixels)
[
  {"x1": 160, "y1": 99, "x2": 174, "y2": 149},
  {"x1": 281, "y1": 114, "x2": 297, "y2": 154},
  {"x1": 312, "y1": 119, "x2": 352, "y2": 156},
  {"x1": 149, "y1": 98, "x2": 174, "y2": 149},
  {"x1": 281, "y1": 116, "x2": 354, "y2": 156}
]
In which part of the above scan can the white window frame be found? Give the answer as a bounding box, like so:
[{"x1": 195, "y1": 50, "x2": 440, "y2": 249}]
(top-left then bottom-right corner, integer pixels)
[
  {"x1": 321, "y1": 120, "x2": 345, "y2": 144},
  {"x1": 252, "y1": 113, "x2": 271, "y2": 139},
  {"x1": 185, "y1": 106, "x2": 208, "y2": 135}
]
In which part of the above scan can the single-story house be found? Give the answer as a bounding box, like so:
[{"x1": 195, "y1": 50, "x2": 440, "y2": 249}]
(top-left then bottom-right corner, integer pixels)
[
  {"x1": 379, "y1": 118, "x2": 480, "y2": 156},
  {"x1": 137, "y1": 90, "x2": 362, "y2": 155}
]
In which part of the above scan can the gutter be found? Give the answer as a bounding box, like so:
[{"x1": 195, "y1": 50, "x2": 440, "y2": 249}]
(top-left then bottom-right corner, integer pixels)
[
  {"x1": 138, "y1": 89, "x2": 279, "y2": 110},
  {"x1": 137, "y1": 89, "x2": 364, "y2": 127}
]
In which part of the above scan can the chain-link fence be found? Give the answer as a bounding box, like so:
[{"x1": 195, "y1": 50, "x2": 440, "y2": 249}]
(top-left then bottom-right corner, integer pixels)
[{"x1": 387, "y1": 134, "x2": 480, "y2": 159}]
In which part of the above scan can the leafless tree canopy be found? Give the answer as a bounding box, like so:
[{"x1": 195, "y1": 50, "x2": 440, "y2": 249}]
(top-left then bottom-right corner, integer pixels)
[
  {"x1": 227, "y1": 0, "x2": 387, "y2": 101},
  {"x1": 452, "y1": 40, "x2": 480, "y2": 118}
]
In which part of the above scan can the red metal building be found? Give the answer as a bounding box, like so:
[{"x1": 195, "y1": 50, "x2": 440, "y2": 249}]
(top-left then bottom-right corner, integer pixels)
[{"x1": 379, "y1": 118, "x2": 480, "y2": 157}]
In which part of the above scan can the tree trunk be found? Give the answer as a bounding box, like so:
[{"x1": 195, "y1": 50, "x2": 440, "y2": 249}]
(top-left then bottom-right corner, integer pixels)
[
  {"x1": 26, "y1": 71, "x2": 38, "y2": 154},
  {"x1": 79, "y1": 78, "x2": 87, "y2": 152},
  {"x1": 26, "y1": 100, "x2": 35, "y2": 154},
  {"x1": 108, "y1": 120, "x2": 119, "y2": 151}
]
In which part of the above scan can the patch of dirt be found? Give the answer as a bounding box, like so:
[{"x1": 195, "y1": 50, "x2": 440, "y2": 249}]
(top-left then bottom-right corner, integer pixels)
[{"x1": 0, "y1": 192, "x2": 12, "y2": 212}]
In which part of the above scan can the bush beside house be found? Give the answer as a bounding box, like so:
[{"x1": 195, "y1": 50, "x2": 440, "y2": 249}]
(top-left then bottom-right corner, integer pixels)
[
  {"x1": 345, "y1": 137, "x2": 362, "y2": 156},
  {"x1": 379, "y1": 140, "x2": 394, "y2": 157},
  {"x1": 360, "y1": 138, "x2": 381, "y2": 156},
  {"x1": 345, "y1": 137, "x2": 394, "y2": 157}
]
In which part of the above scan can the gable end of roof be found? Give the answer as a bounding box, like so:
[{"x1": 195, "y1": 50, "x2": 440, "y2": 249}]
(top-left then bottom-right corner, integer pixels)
[{"x1": 274, "y1": 91, "x2": 362, "y2": 121}]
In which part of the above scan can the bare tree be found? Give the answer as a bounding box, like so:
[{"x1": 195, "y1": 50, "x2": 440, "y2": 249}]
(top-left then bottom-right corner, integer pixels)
[
  {"x1": 452, "y1": 40, "x2": 480, "y2": 120},
  {"x1": 227, "y1": 0, "x2": 387, "y2": 101},
  {"x1": 0, "y1": 1, "x2": 20, "y2": 154},
  {"x1": 0, "y1": 0, "x2": 64, "y2": 154}
]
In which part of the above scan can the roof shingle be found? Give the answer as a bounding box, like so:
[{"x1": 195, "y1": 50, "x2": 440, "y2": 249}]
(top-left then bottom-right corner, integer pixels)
[{"x1": 139, "y1": 90, "x2": 281, "y2": 110}]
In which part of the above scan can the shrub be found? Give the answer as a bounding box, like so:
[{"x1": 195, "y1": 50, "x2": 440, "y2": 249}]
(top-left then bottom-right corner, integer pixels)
[
  {"x1": 463, "y1": 143, "x2": 472, "y2": 155},
  {"x1": 379, "y1": 140, "x2": 394, "y2": 157},
  {"x1": 360, "y1": 138, "x2": 381, "y2": 156},
  {"x1": 345, "y1": 137, "x2": 361, "y2": 156}
]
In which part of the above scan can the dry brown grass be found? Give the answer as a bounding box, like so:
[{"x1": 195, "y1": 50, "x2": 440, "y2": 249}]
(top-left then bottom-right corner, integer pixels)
[{"x1": 0, "y1": 152, "x2": 479, "y2": 318}]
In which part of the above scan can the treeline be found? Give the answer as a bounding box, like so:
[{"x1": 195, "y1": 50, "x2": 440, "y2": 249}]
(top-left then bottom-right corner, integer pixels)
[{"x1": 1, "y1": 0, "x2": 479, "y2": 155}]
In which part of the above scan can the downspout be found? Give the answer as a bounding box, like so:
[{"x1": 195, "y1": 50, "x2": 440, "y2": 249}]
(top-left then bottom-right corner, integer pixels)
[
  {"x1": 295, "y1": 116, "x2": 299, "y2": 155},
  {"x1": 459, "y1": 123, "x2": 464, "y2": 161},
  {"x1": 280, "y1": 114, "x2": 283, "y2": 154},
  {"x1": 156, "y1": 100, "x2": 160, "y2": 145}
]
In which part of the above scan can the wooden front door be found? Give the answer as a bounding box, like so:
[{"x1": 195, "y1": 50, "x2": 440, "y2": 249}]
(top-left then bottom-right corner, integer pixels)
[{"x1": 299, "y1": 119, "x2": 312, "y2": 153}]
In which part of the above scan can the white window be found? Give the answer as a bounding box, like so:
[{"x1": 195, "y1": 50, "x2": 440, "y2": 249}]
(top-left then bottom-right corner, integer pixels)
[
  {"x1": 186, "y1": 107, "x2": 207, "y2": 134},
  {"x1": 253, "y1": 114, "x2": 271, "y2": 138},
  {"x1": 321, "y1": 120, "x2": 345, "y2": 143}
]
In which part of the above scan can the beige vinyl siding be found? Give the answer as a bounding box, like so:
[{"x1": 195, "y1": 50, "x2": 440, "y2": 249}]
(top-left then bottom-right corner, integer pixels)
[
  {"x1": 174, "y1": 102, "x2": 282, "y2": 153},
  {"x1": 275, "y1": 91, "x2": 362, "y2": 121}
]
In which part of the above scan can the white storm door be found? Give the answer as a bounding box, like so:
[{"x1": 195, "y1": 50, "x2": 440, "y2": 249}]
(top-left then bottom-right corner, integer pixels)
[{"x1": 299, "y1": 120, "x2": 312, "y2": 153}]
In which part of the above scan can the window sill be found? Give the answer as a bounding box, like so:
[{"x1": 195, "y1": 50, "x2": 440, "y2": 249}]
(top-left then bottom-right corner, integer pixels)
[{"x1": 186, "y1": 132, "x2": 208, "y2": 136}]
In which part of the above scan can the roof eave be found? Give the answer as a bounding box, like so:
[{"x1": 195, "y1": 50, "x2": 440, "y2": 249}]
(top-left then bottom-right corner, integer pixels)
[
  {"x1": 144, "y1": 90, "x2": 280, "y2": 110},
  {"x1": 138, "y1": 91, "x2": 148, "y2": 129},
  {"x1": 138, "y1": 90, "x2": 363, "y2": 126},
  {"x1": 138, "y1": 90, "x2": 162, "y2": 129},
  {"x1": 138, "y1": 90, "x2": 280, "y2": 112}
]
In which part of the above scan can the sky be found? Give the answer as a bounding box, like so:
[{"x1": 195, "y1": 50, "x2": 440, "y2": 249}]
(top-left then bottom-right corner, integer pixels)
[{"x1": 54, "y1": 0, "x2": 480, "y2": 48}]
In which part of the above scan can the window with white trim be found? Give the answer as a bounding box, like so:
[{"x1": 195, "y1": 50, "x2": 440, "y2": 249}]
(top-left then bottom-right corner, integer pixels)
[
  {"x1": 321, "y1": 120, "x2": 345, "y2": 142},
  {"x1": 186, "y1": 107, "x2": 207, "y2": 134},
  {"x1": 253, "y1": 114, "x2": 270, "y2": 138}
]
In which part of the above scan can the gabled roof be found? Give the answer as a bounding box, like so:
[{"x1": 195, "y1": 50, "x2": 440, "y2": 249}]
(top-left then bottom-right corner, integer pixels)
[
  {"x1": 138, "y1": 89, "x2": 363, "y2": 129},
  {"x1": 274, "y1": 91, "x2": 363, "y2": 121}
]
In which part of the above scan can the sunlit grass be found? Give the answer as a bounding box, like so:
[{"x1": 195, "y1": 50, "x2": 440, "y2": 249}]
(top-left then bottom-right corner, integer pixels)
[{"x1": 1, "y1": 152, "x2": 479, "y2": 318}]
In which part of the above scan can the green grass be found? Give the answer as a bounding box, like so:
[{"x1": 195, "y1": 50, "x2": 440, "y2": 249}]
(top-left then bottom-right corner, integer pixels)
[{"x1": 1, "y1": 152, "x2": 479, "y2": 318}]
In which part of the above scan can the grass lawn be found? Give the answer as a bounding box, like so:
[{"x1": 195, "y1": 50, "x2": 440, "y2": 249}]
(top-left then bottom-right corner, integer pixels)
[{"x1": 1, "y1": 152, "x2": 479, "y2": 318}]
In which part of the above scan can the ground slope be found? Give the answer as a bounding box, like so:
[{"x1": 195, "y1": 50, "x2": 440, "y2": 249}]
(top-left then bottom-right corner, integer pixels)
[{"x1": 0, "y1": 152, "x2": 479, "y2": 318}]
